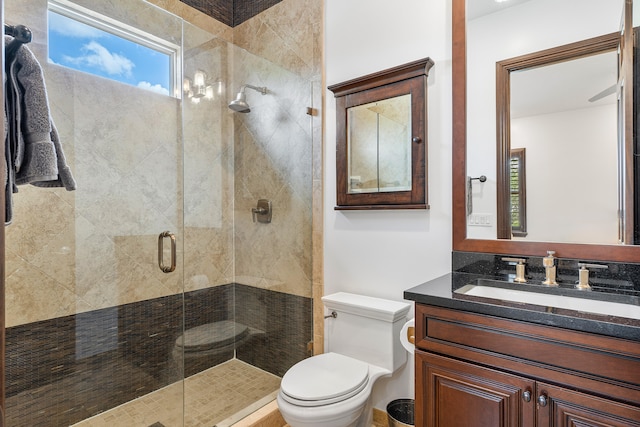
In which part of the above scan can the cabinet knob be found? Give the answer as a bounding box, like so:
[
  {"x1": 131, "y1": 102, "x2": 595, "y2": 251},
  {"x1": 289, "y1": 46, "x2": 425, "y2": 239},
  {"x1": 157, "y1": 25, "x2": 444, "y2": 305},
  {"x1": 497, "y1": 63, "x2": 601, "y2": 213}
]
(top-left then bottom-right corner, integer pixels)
[
  {"x1": 537, "y1": 394, "x2": 548, "y2": 407},
  {"x1": 522, "y1": 390, "x2": 531, "y2": 402},
  {"x1": 412, "y1": 137, "x2": 422, "y2": 144}
]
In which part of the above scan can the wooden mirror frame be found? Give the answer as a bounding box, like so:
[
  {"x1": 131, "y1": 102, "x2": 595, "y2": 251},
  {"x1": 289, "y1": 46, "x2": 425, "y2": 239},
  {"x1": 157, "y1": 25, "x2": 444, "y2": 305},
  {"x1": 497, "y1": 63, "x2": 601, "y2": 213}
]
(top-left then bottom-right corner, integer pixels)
[
  {"x1": 452, "y1": 0, "x2": 637, "y2": 262},
  {"x1": 495, "y1": 32, "x2": 621, "y2": 240},
  {"x1": 329, "y1": 58, "x2": 434, "y2": 210}
]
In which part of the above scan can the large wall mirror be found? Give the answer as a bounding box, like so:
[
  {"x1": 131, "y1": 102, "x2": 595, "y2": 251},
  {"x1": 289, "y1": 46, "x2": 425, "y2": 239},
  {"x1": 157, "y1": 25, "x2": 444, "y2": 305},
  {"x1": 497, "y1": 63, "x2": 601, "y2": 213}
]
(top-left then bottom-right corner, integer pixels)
[{"x1": 453, "y1": 0, "x2": 640, "y2": 262}]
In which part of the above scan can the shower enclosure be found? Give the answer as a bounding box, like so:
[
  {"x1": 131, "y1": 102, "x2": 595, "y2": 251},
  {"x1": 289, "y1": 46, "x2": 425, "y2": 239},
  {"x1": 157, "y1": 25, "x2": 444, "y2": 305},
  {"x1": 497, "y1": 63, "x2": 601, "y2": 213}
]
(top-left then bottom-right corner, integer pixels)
[{"x1": 3, "y1": 0, "x2": 316, "y2": 425}]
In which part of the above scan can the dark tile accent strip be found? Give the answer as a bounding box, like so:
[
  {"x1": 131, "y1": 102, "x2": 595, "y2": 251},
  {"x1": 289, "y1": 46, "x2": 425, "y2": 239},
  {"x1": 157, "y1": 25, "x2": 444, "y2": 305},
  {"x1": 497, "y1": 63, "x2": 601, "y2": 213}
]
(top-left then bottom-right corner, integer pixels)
[
  {"x1": 235, "y1": 283, "x2": 312, "y2": 377},
  {"x1": 179, "y1": 0, "x2": 282, "y2": 27},
  {"x1": 180, "y1": 0, "x2": 233, "y2": 27},
  {"x1": 5, "y1": 283, "x2": 311, "y2": 427},
  {"x1": 233, "y1": 0, "x2": 282, "y2": 26}
]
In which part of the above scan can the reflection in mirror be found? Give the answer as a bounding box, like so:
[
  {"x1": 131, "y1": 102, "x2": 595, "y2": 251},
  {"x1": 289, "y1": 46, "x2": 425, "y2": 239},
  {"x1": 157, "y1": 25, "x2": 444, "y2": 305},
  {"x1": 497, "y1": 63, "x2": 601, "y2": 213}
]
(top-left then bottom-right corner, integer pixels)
[
  {"x1": 347, "y1": 95, "x2": 412, "y2": 194},
  {"x1": 464, "y1": 0, "x2": 628, "y2": 245},
  {"x1": 509, "y1": 148, "x2": 527, "y2": 237},
  {"x1": 498, "y1": 41, "x2": 620, "y2": 245}
]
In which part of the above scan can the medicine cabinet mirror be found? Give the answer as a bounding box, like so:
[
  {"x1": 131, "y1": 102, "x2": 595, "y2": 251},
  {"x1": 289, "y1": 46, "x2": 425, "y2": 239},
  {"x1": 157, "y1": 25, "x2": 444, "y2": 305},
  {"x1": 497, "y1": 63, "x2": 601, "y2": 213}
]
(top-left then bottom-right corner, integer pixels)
[
  {"x1": 329, "y1": 58, "x2": 434, "y2": 210},
  {"x1": 453, "y1": 0, "x2": 640, "y2": 261}
]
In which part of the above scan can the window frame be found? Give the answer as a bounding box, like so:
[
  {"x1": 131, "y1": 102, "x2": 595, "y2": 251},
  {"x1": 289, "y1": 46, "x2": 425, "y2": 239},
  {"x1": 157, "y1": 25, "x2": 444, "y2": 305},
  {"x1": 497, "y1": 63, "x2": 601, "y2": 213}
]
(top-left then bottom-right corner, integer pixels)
[
  {"x1": 48, "y1": 0, "x2": 181, "y2": 98},
  {"x1": 509, "y1": 148, "x2": 527, "y2": 237}
]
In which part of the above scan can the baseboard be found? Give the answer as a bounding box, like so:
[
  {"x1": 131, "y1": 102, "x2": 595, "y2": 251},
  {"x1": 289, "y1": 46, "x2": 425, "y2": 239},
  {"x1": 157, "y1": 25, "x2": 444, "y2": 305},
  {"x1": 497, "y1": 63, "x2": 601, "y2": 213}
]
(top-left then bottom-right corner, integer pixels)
[
  {"x1": 231, "y1": 401, "x2": 388, "y2": 427},
  {"x1": 373, "y1": 407, "x2": 388, "y2": 427},
  {"x1": 231, "y1": 400, "x2": 286, "y2": 427}
]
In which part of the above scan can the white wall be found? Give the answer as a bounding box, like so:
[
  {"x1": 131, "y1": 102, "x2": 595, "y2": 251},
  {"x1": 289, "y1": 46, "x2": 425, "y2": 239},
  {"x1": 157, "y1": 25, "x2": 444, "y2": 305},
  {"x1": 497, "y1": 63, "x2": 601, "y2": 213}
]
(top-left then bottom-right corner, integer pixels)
[
  {"x1": 512, "y1": 104, "x2": 619, "y2": 244},
  {"x1": 325, "y1": 0, "x2": 452, "y2": 411}
]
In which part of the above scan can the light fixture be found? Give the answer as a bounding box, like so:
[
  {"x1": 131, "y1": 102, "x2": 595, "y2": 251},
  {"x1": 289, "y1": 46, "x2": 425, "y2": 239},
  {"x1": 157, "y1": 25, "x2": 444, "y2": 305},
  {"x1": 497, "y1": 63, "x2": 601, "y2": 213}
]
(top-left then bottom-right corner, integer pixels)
[
  {"x1": 205, "y1": 85, "x2": 215, "y2": 100},
  {"x1": 193, "y1": 70, "x2": 206, "y2": 87},
  {"x1": 183, "y1": 70, "x2": 220, "y2": 104}
]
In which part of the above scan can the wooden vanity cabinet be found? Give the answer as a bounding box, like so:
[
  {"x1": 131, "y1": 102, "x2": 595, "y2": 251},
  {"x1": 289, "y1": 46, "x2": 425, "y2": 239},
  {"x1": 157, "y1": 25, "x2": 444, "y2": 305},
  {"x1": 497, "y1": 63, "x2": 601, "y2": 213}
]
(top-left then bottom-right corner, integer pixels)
[
  {"x1": 414, "y1": 304, "x2": 640, "y2": 427},
  {"x1": 418, "y1": 352, "x2": 535, "y2": 427}
]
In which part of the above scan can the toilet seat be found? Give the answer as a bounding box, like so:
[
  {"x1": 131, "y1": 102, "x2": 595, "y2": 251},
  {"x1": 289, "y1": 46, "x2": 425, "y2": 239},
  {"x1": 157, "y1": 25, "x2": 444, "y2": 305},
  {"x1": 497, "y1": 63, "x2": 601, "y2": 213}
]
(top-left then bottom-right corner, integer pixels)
[
  {"x1": 175, "y1": 320, "x2": 249, "y2": 352},
  {"x1": 280, "y1": 353, "x2": 369, "y2": 407}
]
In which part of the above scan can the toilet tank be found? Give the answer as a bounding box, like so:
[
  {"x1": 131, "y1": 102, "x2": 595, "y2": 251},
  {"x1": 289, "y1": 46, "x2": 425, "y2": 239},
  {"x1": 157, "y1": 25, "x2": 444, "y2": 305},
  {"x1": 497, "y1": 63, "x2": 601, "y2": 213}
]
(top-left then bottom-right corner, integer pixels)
[{"x1": 322, "y1": 292, "x2": 411, "y2": 372}]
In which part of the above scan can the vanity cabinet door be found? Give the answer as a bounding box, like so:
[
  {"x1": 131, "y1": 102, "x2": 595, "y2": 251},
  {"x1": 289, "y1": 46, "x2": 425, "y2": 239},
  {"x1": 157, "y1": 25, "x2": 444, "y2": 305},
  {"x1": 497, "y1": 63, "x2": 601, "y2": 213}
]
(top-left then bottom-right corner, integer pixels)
[
  {"x1": 417, "y1": 351, "x2": 535, "y2": 427},
  {"x1": 537, "y1": 382, "x2": 640, "y2": 427}
]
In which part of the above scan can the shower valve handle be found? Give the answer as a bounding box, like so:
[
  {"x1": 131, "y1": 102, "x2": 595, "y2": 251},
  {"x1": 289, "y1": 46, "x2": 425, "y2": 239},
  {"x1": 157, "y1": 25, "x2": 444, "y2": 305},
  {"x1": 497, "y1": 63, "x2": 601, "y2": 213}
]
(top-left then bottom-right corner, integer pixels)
[
  {"x1": 251, "y1": 207, "x2": 267, "y2": 221},
  {"x1": 252, "y1": 199, "x2": 272, "y2": 223}
]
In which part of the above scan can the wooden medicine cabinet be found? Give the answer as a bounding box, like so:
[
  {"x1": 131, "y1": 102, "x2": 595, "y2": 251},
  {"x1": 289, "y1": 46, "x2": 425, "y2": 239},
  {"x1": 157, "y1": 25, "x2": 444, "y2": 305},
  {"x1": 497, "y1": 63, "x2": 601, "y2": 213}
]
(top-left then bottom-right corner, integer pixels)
[{"x1": 329, "y1": 58, "x2": 433, "y2": 210}]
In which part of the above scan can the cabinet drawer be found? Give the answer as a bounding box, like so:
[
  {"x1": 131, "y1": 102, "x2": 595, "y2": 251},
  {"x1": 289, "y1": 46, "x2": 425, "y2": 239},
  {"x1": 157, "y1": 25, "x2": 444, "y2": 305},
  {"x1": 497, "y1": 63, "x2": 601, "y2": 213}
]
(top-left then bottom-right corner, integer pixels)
[{"x1": 416, "y1": 304, "x2": 640, "y2": 405}]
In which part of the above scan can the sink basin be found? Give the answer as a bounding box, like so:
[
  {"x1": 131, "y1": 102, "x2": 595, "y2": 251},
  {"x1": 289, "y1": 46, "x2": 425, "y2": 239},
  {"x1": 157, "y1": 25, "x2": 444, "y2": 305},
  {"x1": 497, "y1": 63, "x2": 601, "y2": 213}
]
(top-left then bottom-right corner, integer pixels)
[{"x1": 455, "y1": 281, "x2": 640, "y2": 320}]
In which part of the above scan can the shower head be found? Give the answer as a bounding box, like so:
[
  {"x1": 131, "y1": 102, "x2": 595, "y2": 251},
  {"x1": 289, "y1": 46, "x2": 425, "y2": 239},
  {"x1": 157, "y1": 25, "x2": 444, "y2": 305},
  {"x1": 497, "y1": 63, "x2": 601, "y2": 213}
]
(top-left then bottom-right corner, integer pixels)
[
  {"x1": 229, "y1": 90, "x2": 251, "y2": 113},
  {"x1": 228, "y1": 84, "x2": 267, "y2": 113}
]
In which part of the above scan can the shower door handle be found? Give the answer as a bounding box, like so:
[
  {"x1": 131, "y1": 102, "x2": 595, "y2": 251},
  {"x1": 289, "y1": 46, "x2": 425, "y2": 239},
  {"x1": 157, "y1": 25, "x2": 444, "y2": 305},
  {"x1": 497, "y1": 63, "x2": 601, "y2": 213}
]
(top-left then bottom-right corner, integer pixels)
[{"x1": 158, "y1": 231, "x2": 176, "y2": 273}]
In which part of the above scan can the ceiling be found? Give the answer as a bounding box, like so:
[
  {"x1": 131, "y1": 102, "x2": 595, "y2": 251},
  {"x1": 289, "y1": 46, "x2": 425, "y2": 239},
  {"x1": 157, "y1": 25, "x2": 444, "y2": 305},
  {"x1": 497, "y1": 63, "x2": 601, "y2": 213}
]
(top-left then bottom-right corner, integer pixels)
[
  {"x1": 510, "y1": 50, "x2": 618, "y2": 118},
  {"x1": 467, "y1": 0, "x2": 533, "y2": 20},
  {"x1": 468, "y1": 0, "x2": 619, "y2": 118}
]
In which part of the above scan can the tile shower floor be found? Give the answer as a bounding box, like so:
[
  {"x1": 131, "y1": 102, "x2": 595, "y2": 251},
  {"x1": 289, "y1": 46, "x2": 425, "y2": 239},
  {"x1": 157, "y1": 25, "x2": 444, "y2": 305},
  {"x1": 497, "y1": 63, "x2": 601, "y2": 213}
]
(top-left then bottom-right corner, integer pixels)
[{"x1": 72, "y1": 359, "x2": 282, "y2": 427}]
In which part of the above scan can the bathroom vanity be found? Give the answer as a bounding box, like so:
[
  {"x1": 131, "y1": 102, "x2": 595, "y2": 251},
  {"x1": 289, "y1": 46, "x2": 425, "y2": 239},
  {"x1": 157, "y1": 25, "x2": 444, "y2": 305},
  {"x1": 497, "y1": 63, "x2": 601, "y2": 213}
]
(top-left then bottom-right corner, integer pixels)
[
  {"x1": 404, "y1": 272, "x2": 640, "y2": 427},
  {"x1": 416, "y1": 0, "x2": 640, "y2": 424}
]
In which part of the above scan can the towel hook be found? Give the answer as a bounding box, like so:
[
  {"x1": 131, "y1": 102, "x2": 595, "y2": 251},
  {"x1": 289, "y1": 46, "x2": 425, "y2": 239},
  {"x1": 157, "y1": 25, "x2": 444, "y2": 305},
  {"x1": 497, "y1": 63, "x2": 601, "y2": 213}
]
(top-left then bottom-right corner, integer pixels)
[
  {"x1": 4, "y1": 24, "x2": 32, "y2": 44},
  {"x1": 5, "y1": 24, "x2": 33, "y2": 64}
]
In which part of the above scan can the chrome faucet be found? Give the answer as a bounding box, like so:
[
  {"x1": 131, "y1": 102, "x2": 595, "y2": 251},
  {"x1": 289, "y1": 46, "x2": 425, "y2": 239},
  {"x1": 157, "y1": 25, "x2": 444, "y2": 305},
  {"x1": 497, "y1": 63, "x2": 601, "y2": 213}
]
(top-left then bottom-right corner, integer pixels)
[{"x1": 542, "y1": 251, "x2": 558, "y2": 286}]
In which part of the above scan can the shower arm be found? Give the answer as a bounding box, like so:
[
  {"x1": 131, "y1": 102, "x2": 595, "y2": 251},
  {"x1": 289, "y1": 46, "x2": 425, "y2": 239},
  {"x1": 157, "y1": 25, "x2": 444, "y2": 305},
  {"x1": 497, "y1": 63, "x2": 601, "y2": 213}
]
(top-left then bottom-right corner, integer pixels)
[{"x1": 242, "y1": 84, "x2": 267, "y2": 95}]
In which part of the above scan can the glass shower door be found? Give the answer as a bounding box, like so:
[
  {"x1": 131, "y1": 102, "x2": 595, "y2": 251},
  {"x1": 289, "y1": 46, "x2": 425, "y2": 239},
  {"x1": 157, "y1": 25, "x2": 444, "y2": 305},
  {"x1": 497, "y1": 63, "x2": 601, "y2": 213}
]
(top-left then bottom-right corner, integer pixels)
[{"x1": 3, "y1": 0, "x2": 187, "y2": 425}]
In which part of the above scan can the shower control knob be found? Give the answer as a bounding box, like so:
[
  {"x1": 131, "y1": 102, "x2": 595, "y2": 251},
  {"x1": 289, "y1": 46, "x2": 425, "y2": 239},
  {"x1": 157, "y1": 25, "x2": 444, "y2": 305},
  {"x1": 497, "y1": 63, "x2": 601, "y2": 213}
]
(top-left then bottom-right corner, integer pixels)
[{"x1": 252, "y1": 199, "x2": 272, "y2": 223}]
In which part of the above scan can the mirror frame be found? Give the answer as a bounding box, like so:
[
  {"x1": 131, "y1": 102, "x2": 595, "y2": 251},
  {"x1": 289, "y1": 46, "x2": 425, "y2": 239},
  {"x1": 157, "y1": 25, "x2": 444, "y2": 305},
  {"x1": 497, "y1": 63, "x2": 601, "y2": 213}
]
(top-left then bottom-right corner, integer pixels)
[
  {"x1": 495, "y1": 32, "x2": 620, "y2": 240},
  {"x1": 452, "y1": 0, "x2": 637, "y2": 262},
  {"x1": 329, "y1": 58, "x2": 434, "y2": 210}
]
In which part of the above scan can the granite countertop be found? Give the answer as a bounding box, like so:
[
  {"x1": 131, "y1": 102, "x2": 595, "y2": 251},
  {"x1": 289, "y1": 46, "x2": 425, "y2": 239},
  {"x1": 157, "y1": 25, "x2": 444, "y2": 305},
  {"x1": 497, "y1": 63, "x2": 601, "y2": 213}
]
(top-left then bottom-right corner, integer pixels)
[{"x1": 404, "y1": 272, "x2": 640, "y2": 342}]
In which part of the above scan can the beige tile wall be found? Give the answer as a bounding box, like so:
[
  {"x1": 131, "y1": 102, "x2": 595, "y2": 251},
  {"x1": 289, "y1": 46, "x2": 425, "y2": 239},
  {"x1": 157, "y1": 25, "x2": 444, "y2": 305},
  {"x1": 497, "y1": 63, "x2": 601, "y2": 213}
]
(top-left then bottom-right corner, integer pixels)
[
  {"x1": 5, "y1": 0, "x2": 323, "y2": 352},
  {"x1": 231, "y1": 0, "x2": 324, "y2": 353}
]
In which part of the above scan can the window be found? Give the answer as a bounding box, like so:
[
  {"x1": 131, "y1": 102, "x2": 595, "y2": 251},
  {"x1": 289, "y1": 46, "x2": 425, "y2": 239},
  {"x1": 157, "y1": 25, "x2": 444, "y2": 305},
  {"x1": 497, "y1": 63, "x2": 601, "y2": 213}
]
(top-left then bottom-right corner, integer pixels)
[
  {"x1": 510, "y1": 148, "x2": 527, "y2": 237},
  {"x1": 47, "y1": 0, "x2": 179, "y2": 97}
]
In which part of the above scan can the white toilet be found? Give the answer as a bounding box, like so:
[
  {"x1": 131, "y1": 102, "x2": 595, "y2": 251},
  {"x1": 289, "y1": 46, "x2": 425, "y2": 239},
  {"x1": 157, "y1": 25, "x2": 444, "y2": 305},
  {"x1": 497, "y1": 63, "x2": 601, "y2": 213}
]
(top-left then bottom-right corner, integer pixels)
[{"x1": 277, "y1": 292, "x2": 411, "y2": 427}]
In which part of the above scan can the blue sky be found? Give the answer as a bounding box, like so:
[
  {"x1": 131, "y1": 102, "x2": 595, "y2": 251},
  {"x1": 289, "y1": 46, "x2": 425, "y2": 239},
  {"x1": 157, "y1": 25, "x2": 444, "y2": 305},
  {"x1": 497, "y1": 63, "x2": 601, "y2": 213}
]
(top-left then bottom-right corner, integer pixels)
[{"x1": 48, "y1": 11, "x2": 172, "y2": 96}]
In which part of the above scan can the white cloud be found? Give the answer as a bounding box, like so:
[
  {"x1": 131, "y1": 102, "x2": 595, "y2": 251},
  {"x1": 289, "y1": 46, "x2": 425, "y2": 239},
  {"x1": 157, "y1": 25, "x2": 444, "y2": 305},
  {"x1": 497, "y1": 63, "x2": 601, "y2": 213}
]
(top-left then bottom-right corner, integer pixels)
[
  {"x1": 63, "y1": 41, "x2": 134, "y2": 77},
  {"x1": 49, "y1": 12, "x2": 104, "y2": 38},
  {"x1": 137, "y1": 81, "x2": 170, "y2": 96}
]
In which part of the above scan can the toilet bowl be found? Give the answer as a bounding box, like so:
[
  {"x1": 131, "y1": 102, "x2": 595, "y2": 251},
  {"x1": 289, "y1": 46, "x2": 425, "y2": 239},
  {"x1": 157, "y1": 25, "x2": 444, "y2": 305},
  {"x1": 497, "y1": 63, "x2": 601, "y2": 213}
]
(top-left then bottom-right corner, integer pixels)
[
  {"x1": 277, "y1": 352, "x2": 390, "y2": 427},
  {"x1": 277, "y1": 293, "x2": 411, "y2": 427}
]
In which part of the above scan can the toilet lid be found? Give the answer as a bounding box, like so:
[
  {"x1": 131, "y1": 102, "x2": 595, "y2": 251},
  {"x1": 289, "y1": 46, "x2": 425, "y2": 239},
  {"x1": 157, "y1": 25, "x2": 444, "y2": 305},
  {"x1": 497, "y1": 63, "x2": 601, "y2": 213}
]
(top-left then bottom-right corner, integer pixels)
[
  {"x1": 280, "y1": 353, "x2": 369, "y2": 406},
  {"x1": 176, "y1": 321, "x2": 249, "y2": 352}
]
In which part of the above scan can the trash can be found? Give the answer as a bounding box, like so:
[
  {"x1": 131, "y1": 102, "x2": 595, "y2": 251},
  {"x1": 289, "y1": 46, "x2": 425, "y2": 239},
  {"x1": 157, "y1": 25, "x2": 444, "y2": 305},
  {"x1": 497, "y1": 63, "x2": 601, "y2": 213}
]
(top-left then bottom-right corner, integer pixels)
[{"x1": 387, "y1": 398, "x2": 414, "y2": 427}]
